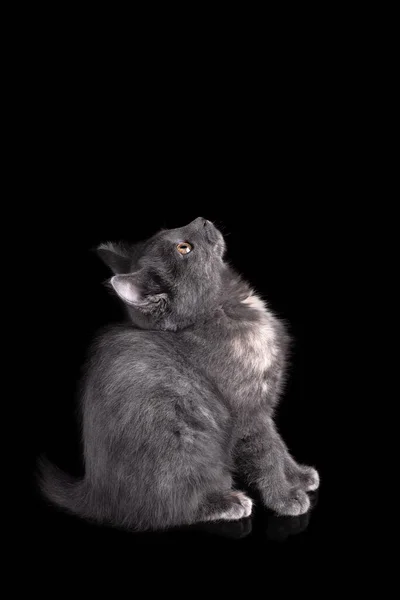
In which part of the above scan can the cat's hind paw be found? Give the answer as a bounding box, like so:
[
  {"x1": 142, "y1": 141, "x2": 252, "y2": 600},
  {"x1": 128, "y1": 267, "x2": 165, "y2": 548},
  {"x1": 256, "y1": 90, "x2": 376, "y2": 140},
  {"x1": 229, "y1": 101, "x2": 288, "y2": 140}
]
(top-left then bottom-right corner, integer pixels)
[
  {"x1": 202, "y1": 490, "x2": 253, "y2": 522},
  {"x1": 232, "y1": 491, "x2": 253, "y2": 518}
]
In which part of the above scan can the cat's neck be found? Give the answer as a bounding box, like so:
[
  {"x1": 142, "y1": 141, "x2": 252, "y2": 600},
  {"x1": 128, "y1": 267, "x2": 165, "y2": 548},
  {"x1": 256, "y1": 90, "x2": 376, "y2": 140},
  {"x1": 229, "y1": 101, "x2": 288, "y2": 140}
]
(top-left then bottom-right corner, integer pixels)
[{"x1": 184, "y1": 267, "x2": 266, "y2": 330}]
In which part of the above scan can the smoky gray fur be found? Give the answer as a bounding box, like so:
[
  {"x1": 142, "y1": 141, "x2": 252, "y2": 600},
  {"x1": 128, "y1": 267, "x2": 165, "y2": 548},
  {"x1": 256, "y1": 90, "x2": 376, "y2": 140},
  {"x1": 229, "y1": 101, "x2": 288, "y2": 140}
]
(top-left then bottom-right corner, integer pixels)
[{"x1": 39, "y1": 217, "x2": 319, "y2": 530}]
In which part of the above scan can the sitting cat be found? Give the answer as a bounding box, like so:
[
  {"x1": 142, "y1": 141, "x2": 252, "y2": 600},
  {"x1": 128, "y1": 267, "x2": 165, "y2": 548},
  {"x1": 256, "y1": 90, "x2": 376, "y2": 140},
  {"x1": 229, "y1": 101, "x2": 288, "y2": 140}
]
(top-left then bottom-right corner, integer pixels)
[{"x1": 39, "y1": 217, "x2": 319, "y2": 530}]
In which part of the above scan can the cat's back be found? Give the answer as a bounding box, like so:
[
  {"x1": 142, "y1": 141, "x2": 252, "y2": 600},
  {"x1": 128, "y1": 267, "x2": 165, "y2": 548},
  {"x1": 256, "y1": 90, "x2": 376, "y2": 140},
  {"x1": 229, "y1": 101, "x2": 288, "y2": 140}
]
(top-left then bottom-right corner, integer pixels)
[
  {"x1": 91, "y1": 324, "x2": 180, "y2": 369},
  {"x1": 83, "y1": 324, "x2": 230, "y2": 432},
  {"x1": 86, "y1": 324, "x2": 207, "y2": 398}
]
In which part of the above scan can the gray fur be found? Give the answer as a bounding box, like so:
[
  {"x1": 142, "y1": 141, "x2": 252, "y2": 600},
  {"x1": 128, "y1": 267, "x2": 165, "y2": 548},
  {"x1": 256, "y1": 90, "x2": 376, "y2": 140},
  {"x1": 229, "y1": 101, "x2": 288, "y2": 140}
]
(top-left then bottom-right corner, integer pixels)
[{"x1": 39, "y1": 217, "x2": 319, "y2": 530}]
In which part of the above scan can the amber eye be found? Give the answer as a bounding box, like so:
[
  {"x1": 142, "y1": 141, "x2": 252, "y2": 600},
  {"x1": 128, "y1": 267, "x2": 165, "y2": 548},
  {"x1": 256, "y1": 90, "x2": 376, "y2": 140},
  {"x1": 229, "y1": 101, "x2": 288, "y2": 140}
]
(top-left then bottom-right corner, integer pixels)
[{"x1": 176, "y1": 242, "x2": 193, "y2": 255}]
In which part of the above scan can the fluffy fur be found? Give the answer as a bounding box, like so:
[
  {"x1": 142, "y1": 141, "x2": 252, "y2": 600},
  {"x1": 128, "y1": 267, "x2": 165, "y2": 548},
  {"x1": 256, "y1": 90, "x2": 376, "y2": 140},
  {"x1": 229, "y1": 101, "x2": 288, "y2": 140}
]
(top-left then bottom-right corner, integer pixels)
[{"x1": 39, "y1": 217, "x2": 319, "y2": 530}]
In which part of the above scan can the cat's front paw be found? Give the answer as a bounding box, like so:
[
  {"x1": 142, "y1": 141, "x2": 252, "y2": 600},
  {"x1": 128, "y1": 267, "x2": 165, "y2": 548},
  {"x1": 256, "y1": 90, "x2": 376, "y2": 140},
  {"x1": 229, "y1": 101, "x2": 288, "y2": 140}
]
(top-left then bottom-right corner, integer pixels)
[
  {"x1": 286, "y1": 463, "x2": 320, "y2": 492},
  {"x1": 298, "y1": 467, "x2": 320, "y2": 491},
  {"x1": 273, "y1": 489, "x2": 310, "y2": 516}
]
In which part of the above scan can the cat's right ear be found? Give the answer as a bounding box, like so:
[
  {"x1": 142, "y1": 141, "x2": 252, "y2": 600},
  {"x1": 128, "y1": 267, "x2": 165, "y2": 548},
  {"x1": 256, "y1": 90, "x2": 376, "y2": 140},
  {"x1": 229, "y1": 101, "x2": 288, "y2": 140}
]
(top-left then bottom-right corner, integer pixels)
[{"x1": 97, "y1": 242, "x2": 131, "y2": 274}]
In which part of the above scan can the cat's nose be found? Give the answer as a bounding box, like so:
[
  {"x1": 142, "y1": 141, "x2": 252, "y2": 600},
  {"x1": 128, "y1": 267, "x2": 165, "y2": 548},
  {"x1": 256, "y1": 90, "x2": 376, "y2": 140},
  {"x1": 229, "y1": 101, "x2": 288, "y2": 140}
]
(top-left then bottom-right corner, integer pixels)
[{"x1": 193, "y1": 217, "x2": 209, "y2": 228}]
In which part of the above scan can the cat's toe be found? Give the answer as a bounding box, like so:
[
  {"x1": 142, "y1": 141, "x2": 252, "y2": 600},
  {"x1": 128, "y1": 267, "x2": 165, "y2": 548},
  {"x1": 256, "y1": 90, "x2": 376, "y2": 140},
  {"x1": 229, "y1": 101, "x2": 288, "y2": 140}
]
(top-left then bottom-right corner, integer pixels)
[
  {"x1": 232, "y1": 491, "x2": 253, "y2": 518},
  {"x1": 274, "y1": 489, "x2": 310, "y2": 516}
]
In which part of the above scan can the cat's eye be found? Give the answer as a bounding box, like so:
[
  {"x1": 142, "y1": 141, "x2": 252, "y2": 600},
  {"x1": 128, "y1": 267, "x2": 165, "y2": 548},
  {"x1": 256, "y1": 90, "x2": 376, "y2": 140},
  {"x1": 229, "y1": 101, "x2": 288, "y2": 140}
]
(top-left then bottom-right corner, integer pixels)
[{"x1": 177, "y1": 242, "x2": 193, "y2": 255}]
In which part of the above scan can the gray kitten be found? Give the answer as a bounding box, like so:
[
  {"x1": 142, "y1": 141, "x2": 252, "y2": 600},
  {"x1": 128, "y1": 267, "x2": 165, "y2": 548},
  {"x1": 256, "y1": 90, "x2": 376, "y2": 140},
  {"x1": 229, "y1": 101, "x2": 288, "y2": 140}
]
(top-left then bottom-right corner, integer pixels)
[{"x1": 39, "y1": 218, "x2": 319, "y2": 530}]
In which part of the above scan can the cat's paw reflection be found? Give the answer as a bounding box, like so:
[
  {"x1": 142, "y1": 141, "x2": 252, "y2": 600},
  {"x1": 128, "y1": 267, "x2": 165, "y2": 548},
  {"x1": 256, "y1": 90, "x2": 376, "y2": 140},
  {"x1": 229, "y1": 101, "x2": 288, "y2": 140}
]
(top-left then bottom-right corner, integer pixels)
[
  {"x1": 265, "y1": 511, "x2": 310, "y2": 541},
  {"x1": 265, "y1": 490, "x2": 318, "y2": 541},
  {"x1": 194, "y1": 517, "x2": 253, "y2": 539}
]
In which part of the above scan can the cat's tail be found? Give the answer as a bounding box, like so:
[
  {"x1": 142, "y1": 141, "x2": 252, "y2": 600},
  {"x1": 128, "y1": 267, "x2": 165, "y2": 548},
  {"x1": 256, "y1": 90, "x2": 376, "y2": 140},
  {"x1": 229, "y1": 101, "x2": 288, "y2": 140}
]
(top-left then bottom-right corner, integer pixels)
[{"x1": 38, "y1": 456, "x2": 88, "y2": 517}]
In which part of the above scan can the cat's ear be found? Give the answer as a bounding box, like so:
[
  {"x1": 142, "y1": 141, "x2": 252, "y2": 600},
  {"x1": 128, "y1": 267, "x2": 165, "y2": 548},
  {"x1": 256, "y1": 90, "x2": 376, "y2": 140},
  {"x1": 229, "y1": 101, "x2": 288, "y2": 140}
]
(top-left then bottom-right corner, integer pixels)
[
  {"x1": 97, "y1": 242, "x2": 131, "y2": 274},
  {"x1": 110, "y1": 273, "x2": 141, "y2": 304},
  {"x1": 111, "y1": 272, "x2": 168, "y2": 314}
]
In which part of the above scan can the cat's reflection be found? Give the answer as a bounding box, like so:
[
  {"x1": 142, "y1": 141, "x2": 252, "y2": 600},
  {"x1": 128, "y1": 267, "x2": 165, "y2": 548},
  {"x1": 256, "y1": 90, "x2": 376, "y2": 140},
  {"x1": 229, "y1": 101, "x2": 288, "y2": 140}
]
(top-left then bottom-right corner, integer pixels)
[
  {"x1": 196, "y1": 510, "x2": 309, "y2": 542},
  {"x1": 191, "y1": 517, "x2": 253, "y2": 539},
  {"x1": 264, "y1": 511, "x2": 310, "y2": 541},
  {"x1": 191, "y1": 490, "x2": 318, "y2": 541},
  {"x1": 46, "y1": 491, "x2": 318, "y2": 543},
  {"x1": 263, "y1": 490, "x2": 318, "y2": 541}
]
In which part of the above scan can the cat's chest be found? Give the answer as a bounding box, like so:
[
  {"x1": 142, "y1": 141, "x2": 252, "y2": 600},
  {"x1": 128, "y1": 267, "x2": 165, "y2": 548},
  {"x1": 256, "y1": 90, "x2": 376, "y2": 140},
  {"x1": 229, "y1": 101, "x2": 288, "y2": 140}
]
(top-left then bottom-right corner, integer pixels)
[
  {"x1": 229, "y1": 294, "x2": 278, "y2": 373},
  {"x1": 230, "y1": 318, "x2": 277, "y2": 375},
  {"x1": 189, "y1": 294, "x2": 279, "y2": 378}
]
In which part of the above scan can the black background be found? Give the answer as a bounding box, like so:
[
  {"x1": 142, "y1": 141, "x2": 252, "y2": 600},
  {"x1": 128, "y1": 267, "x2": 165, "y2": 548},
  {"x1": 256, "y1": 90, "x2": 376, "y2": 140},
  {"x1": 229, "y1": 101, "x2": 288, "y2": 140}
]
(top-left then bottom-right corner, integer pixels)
[{"x1": 13, "y1": 28, "x2": 356, "y2": 574}]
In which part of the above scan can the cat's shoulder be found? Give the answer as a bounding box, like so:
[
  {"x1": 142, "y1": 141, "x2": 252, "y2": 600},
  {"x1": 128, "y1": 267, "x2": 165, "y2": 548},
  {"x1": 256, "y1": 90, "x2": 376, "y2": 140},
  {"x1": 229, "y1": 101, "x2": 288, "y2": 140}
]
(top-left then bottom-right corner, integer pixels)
[{"x1": 91, "y1": 324, "x2": 164, "y2": 353}]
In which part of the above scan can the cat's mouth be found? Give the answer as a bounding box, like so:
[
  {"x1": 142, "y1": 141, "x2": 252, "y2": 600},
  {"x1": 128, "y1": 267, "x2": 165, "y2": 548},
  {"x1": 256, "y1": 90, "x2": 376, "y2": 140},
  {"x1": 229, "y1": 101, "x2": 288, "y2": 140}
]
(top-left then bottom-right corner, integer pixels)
[
  {"x1": 203, "y1": 220, "x2": 222, "y2": 245},
  {"x1": 204, "y1": 226, "x2": 217, "y2": 244},
  {"x1": 204, "y1": 223, "x2": 226, "y2": 256}
]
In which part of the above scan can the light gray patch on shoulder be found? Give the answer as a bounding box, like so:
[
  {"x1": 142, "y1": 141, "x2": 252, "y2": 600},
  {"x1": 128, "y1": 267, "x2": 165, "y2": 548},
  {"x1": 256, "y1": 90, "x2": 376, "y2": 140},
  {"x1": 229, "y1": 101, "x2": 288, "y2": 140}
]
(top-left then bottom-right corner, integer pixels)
[
  {"x1": 242, "y1": 293, "x2": 267, "y2": 312},
  {"x1": 261, "y1": 380, "x2": 269, "y2": 394},
  {"x1": 233, "y1": 293, "x2": 278, "y2": 374}
]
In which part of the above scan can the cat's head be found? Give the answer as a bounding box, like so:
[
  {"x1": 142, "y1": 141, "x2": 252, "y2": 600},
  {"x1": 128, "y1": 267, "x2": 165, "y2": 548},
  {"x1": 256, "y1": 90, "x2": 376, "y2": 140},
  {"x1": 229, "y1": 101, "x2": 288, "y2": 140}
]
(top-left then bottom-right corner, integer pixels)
[{"x1": 97, "y1": 218, "x2": 226, "y2": 330}]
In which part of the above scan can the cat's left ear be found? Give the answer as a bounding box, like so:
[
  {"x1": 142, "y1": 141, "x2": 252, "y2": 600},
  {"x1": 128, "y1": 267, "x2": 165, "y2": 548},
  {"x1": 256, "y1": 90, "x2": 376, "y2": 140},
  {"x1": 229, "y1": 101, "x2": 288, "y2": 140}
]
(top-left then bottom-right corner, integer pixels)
[{"x1": 111, "y1": 272, "x2": 168, "y2": 315}]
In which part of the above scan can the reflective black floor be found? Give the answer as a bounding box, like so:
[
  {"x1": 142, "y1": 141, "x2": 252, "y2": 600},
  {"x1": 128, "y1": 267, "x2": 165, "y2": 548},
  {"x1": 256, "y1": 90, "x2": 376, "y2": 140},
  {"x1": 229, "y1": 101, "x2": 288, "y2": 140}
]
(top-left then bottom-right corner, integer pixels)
[{"x1": 27, "y1": 474, "x2": 326, "y2": 558}]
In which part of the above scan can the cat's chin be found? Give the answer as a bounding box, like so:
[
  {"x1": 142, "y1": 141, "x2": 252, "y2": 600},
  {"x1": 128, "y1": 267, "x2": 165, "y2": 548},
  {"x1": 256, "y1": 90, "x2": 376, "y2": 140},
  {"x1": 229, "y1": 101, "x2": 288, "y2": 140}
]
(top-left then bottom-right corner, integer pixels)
[{"x1": 203, "y1": 222, "x2": 225, "y2": 251}]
